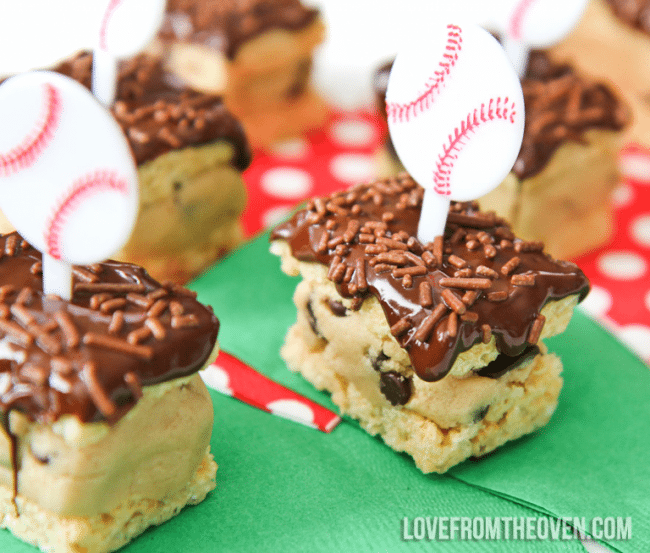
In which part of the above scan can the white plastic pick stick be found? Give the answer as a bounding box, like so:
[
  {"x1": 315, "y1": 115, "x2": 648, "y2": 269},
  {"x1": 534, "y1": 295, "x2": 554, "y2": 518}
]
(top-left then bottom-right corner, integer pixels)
[
  {"x1": 0, "y1": 71, "x2": 139, "y2": 300},
  {"x1": 386, "y1": 22, "x2": 525, "y2": 244},
  {"x1": 43, "y1": 254, "x2": 73, "y2": 300},
  {"x1": 92, "y1": 48, "x2": 118, "y2": 107},
  {"x1": 93, "y1": 0, "x2": 167, "y2": 106}
]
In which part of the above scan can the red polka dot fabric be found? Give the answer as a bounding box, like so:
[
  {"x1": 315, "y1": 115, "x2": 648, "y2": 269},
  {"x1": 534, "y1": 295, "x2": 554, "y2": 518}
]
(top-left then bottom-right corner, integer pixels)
[{"x1": 242, "y1": 111, "x2": 650, "y2": 367}]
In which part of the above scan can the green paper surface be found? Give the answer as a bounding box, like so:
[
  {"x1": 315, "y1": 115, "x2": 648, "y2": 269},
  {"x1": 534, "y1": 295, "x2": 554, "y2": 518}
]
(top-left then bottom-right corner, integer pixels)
[{"x1": 2, "y1": 232, "x2": 646, "y2": 552}]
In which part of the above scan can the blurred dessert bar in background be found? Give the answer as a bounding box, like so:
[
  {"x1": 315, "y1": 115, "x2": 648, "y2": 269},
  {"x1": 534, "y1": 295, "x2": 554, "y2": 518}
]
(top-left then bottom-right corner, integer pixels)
[
  {"x1": 550, "y1": 0, "x2": 650, "y2": 145},
  {"x1": 159, "y1": 0, "x2": 328, "y2": 148},
  {"x1": 374, "y1": 51, "x2": 629, "y2": 259},
  {"x1": 58, "y1": 52, "x2": 251, "y2": 284}
]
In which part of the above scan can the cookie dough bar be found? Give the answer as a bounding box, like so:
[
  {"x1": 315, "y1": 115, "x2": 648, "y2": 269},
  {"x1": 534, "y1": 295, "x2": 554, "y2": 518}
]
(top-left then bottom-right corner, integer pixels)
[
  {"x1": 374, "y1": 52, "x2": 629, "y2": 259},
  {"x1": 160, "y1": 0, "x2": 327, "y2": 148},
  {"x1": 271, "y1": 176, "x2": 589, "y2": 473},
  {"x1": 0, "y1": 234, "x2": 220, "y2": 552}
]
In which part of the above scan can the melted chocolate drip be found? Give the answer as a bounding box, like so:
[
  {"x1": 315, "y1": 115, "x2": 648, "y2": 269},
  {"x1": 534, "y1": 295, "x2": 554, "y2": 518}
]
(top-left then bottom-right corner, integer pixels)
[
  {"x1": 161, "y1": 0, "x2": 320, "y2": 60},
  {"x1": 0, "y1": 233, "x2": 219, "y2": 425},
  {"x1": 476, "y1": 345, "x2": 540, "y2": 379},
  {"x1": 271, "y1": 176, "x2": 589, "y2": 382},
  {"x1": 53, "y1": 52, "x2": 252, "y2": 170}
]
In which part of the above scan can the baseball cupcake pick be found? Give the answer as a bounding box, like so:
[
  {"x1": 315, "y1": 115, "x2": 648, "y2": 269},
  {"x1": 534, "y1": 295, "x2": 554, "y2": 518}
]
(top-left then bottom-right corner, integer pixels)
[
  {"x1": 386, "y1": 22, "x2": 525, "y2": 244},
  {"x1": 494, "y1": 0, "x2": 589, "y2": 76},
  {"x1": 92, "y1": 0, "x2": 167, "y2": 105},
  {"x1": 0, "y1": 71, "x2": 139, "y2": 300}
]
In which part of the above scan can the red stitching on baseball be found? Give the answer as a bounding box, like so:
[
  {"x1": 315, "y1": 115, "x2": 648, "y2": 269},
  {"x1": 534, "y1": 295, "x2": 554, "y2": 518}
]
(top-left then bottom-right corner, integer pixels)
[
  {"x1": 45, "y1": 170, "x2": 129, "y2": 259},
  {"x1": 99, "y1": 0, "x2": 124, "y2": 50},
  {"x1": 386, "y1": 24, "x2": 462, "y2": 123},
  {"x1": 509, "y1": 0, "x2": 537, "y2": 40},
  {"x1": 0, "y1": 84, "x2": 61, "y2": 177},
  {"x1": 433, "y1": 97, "x2": 517, "y2": 196}
]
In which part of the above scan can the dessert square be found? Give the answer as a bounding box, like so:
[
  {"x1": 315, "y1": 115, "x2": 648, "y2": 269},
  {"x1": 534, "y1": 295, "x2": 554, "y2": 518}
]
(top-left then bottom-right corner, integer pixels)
[
  {"x1": 159, "y1": 0, "x2": 328, "y2": 148},
  {"x1": 271, "y1": 175, "x2": 589, "y2": 473},
  {"x1": 53, "y1": 52, "x2": 252, "y2": 284},
  {"x1": 0, "y1": 233, "x2": 219, "y2": 553},
  {"x1": 551, "y1": 0, "x2": 650, "y2": 145}
]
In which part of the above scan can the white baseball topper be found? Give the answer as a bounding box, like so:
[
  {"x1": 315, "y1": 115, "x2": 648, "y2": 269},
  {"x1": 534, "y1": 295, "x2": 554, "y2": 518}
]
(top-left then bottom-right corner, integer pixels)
[
  {"x1": 386, "y1": 21, "x2": 525, "y2": 244},
  {"x1": 93, "y1": 0, "x2": 167, "y2": 105},
  {"x1": 0, "y1": 71, "x2": 139, "y2": 300},
  {"x1": 492, "y1": 0, "x2": 589, "y2": 76}
]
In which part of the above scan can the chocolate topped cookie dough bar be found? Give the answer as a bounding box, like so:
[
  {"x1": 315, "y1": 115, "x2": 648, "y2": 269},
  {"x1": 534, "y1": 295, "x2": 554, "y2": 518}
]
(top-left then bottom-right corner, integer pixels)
[
  {"x1": 51, "y1": 51, "x2": 252, "y2": 284},
  {"x1": 271, "y1": 175, "x2": 589, "y2": 473},
  {"x1": 0, "y1": 233, "x2": 219, "y2": 553},
  {"x1": 159, "y1": 0, "x2": 327, "y2": 147},
  {"x1": 374, "y1": 51, "x2": 628, "y2": 258},
  {"x1": 551, "y1": 0, "x2": 650, "y2": 145}
]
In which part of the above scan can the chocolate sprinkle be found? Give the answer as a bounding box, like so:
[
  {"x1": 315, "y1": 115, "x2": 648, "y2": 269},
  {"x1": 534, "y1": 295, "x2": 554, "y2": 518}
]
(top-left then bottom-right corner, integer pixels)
[{"x1": 271, "y1": 176, "x2": 589, "y2": 381}]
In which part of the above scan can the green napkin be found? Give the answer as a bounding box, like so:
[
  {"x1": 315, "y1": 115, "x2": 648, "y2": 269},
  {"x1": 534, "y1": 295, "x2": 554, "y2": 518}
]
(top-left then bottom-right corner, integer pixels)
[{"x1": 188, "y1": 232, "x2": 649, "y2": 552}]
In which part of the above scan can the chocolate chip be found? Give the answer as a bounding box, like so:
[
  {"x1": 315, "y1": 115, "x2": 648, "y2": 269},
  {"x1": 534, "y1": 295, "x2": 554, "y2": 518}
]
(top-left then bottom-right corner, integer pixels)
[
  {"x1": 372, "y1": 351, "x2": 390, "y2": 371},
  {"x1": 306, "y1": 299, "x2": 325, "y2": 340},
  {"x1": 379, "y1": 371, "x2": 412, "y2": 406},
  {"x1": 326, "y1": 299, "x2": 347, "y2": 317},
  {"x1": 472, "y1": 405, "x2": 489, "y2": 424}
]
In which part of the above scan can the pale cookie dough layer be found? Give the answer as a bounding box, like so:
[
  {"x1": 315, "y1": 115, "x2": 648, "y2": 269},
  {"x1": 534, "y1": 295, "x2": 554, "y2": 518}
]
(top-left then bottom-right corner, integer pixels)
[
  {"x1": 116, "y1": 141, "x2": 247, "y2": 283},
  {"x1": 550, "y1": 0, "x2": 650, "y2": 145},
  {"x1": 0, "y1": 451, "x2": 216, "y2": 553},
  {"x1": 163, "y1": 18, "x2": 327, "y2": 147},
  {"x1": 0, "y1": 372, "x2": 215, "y2": 518},
  {"x1": 274, "y1": 245, "x2": 572, "y2": 472}
]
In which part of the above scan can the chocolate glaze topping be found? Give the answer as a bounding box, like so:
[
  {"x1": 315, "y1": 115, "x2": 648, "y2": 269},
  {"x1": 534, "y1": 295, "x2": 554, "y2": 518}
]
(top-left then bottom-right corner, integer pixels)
[
  {"x1": 271, "y1": 175, "x2": 589, "y2": 382},
  {"x1": 161, "y1": 0, "x2": 320, "y2": 60},
  {"x1": 0, "y1": 233, "x2": 219, "y2": 425},
  {"x1": 374, "y1": 52, "x2": 628, "y2": 180},
  {"x1": 605, "y1": 0, "x2": 650, "y2": 35},
  {"x1": 54, "y1": 52, "x2": 252, "y2": 170}
]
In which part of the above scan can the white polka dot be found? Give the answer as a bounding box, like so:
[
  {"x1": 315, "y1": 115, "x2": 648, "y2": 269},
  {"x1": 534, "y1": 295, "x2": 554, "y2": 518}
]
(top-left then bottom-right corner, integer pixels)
[
  {"x1": 611, "y1": 183, "x2": 634, "y2": 207},
  {"x1": 645, "y1": 290, "x2": 650, "y2": 313},
  {"x1": 578, "y1": 285, "x2": 613, "y2": 319},
  {"x1": 270, "y1": 138, "x2": 309, "y2": 160},
  {"x1": 331, "y1": 119, "x2": 375, "y2": 147},
  {"x1": 200, "y1": 365, "x2": 233, "y2": 396},
  {"x1": 618, "y1": 325, "x2": 650, "y2": 360},
  {"x1": 620, "y1": 153, "x2": 650, "y2": 183},
  {"x1": 329, "y1": 153, "x2": 376, "y2": 183},
  {"x1": 262, "y1": 205, "x2": 292, "y2": 228},
  {"x1": 267, "y1": 399, "x2": 316, "y2": 428},
  {"x1": 631, "y1": 214, "x2": 650, "y2": 247},
  {"x1": 597, "y1": 251, "x2": 647, "y2": 280},
  {"x1": 260, "y1": 167, "x2": 313, "y2": 199}
]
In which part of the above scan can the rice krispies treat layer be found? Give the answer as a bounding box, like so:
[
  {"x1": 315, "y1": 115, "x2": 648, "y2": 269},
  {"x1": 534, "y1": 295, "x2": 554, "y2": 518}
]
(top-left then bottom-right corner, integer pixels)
[{"x1": 0, "y1": 374, "x2": 217, "y2": 553}]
